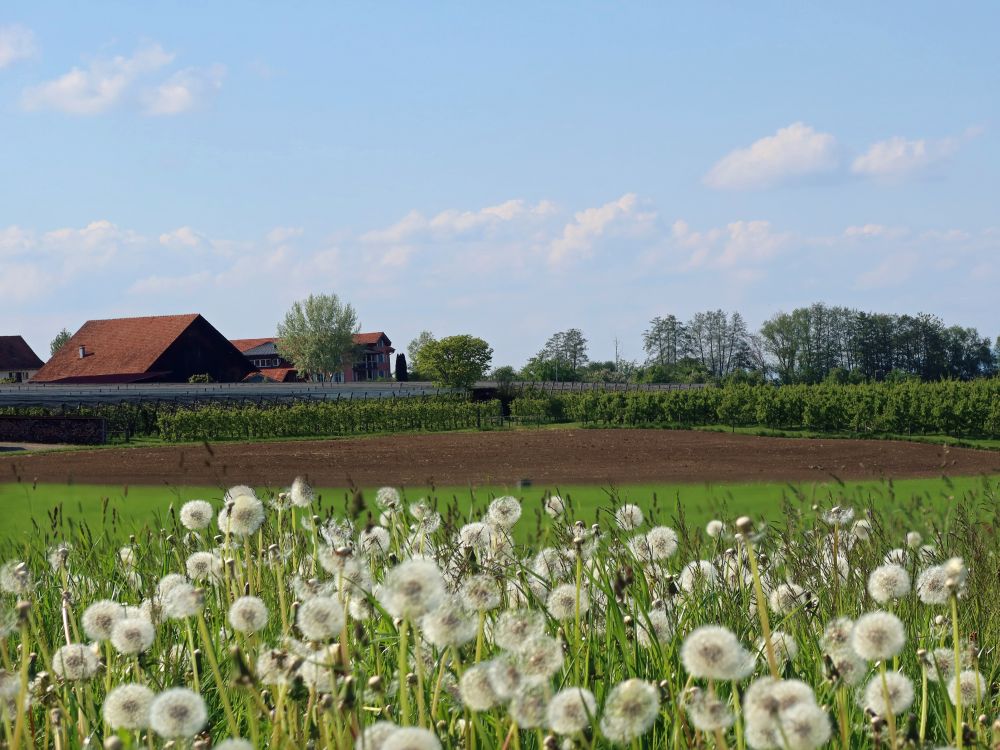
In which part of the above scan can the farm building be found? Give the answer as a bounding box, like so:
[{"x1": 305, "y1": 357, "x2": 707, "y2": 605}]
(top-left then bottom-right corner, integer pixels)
[
  {"x1": 0, "y1": 335, "x2": 44, "y2": 382},
  {"x1": 31, "y1": 314, "x2": 253, "y2": 384},
  {"x1": 231, "y1": 332, "x2": 395, "y2": 382}
]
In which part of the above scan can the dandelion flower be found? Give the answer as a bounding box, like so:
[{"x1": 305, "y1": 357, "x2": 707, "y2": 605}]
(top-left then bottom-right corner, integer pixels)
[
  {"x1": 82, "y1": 599, "x2": 126, "y2": 641},
  {"x1": 103, "y1": 683, "x2": 154, "y2": 730},
  {"x1": 916, "y1": 565, "x2": 950, "y2": 605},
  {"x1": 297, "y1": 596, "x2": 345, "y2": 641},
  {"x1": 162, "y1": 582, "x2": 205, "y2": 619},
  {"x1": 706, "y1": 520, "x2": 725, "y2": 538},
  {"x1": 51, "y1": 644, "x2": 98, "y2": 681},
  {"x1": 599, "y1": 679, "x2": 660, "y2": 743},
  {"x1": 218, "y1": 492, "x2": 265, "y2": 537},
  {"x1": 544, "y1": 495, "x2": 566, "y2": 517},
  {"x1": 494, "y1": 609, "x2": 546, "y2": 652},
  {"x1": 214, "y1": 740, "x2": 254, "y2": 750},
  {"x1": 420, "y1": 597, "x2": 477, "y2": 648},
  {"x1": 510, "y1": 684, "x2": 549, "y2": 729},
  {"x1": 759, "y1": 630, "x2": 798, "y2": 665},
  {"x1": 488, "y1": 496, "x2": 522, "y2": 528},
  {"x1": 149, "y1": 687, "x2": 208, "y2": 739},
  {"x1": 851, "y1": 611, "x2": 905, "y2": 661},
  {"x1": 684, "y1": 688, "x2": 734, "y2": 733},
  {"x1": 382, "y1": 727, "x2": 442, "y2": 750},
  {"x1": 110, "y1": 616, "x2": 155, "y2": 655},
  {"x1": 229, "y1": 596, "x2": 269, "y2": 634},
  {"x1": 458, "y1": 663, "x2": 499, "y2": 711},
  {"x1": 379, "y1": 559, "x2": 446, "y2": 620},
  {"x1": 861, "y1": 671, "x2": 913, "y2": 716},
  {"x1": 867, "y1": 564, "x2": 911, "y2": 603},
  {"x1": 851, "y1": 519, "x2": 872, "y2": 541},
  {"x1": 486, "y1": 654, "x2": 524, "y2": 700},
  {"x1": 823, "y1": 506, "x2": 855, "y2": 526},
  {"x1": 906, "y1": 530, "x2": 922, "y2": 548},
  {"x1": 547, "y1": 686, "x2": 597, "y2": 735},
  {"x1": 615, "y1": 504, "x2": 644, "y2": 531},
  {"x1": 947, "y1": 669, "x2": 985, "y2": 706},
  {"x1": 681, "y1": 625, "x2": 754, "y2": 680},
  {"x1": 547, "y1": 583, "x2": 588, "y2": 621},
  {"x1": 48, "y1": 543, "x2": 72, "y2": 572},
  {"x1": 0, "y1": 560, "x2": 32, "y2": 595},
  {"x1": 827, "y1": 649, "x2": 867, "y2": 687},
  {"x1": 180, "y1": 500, "x2": 214, "y2": 530},
  {"x1": 457, "y1": 522, "x2": 495, "y2": 551}
]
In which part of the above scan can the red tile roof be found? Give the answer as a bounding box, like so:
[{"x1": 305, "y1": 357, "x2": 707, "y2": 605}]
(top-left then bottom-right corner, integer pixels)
[
  {"x1": 32, "y1": 314, "x2": 202, "y2": 383},
  {"x1": 0, "y1": 336, "x2": 44, "y2": 371},
  {"x1": 230, "y1": 338, "x2": 277, "y2": 353},
  {"x1": 354, "y1": 332, "x2": 390, "y2": 345},
  {"x1": 242, "y1": 367, "x2": 299, "y2": 383}
]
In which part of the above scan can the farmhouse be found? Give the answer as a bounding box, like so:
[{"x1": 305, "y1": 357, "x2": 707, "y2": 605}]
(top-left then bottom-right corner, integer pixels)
[
  {"x1": 231, "y1": 332, "x2": 395, "y2": 382},
  {"x1": 31, "y1": 314, "x2": 253, "y2": 384},
  {"x1": 0, "y1": 336, "x2": 44, "y2": 382}
]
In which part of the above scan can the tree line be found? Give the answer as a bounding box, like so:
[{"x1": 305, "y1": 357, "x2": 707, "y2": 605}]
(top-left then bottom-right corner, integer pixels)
[{"x1": 510, "y1": 304, "x2": 998, "y2": 385}]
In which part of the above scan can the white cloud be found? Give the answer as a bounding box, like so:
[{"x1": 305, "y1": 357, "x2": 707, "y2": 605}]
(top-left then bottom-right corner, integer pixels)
[
  {"x1": 851, "y1": 135, "x2": 959, "y2": 179},
  {"x1": 548, "y1": 193, "x2": 654, "y2": 265},
  {"x1": 0, "y1": 225, "x2": 35, "y2": 255},
  {"x1": 671, "y1": 219, "x2": 791, "y2": 270},
  {"x1": 159, "y1": 226, "x2": 204, "y2": 247},
  {"x1": 843, "y1": 224, "x2": 908, "y2": 239},
  {"x1": 266, "y1": 226, "x2": 304, "y2": 244},
  {"x1": 0, "y1": 24, "x2": 35, "y2": 68},
  {"x1": 22, "y1": 43, "x2": 174, "y2": 115},
  {"x1": 142, "y1": 64, "x2": 225, "y2": 115},
  {"x1": 704, "y1": 122, "x2": 840, "y2": 190},
  {"x1": 362, "y1": 199, "x2": 555, "y2": 245},
  {"x1": 855, "y1": 253, "x2": 918, "y2": 289}
]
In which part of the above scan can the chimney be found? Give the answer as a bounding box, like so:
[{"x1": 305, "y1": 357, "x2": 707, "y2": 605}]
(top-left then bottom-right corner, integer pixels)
[{"x1": 79, "y1": 345, "x2": 86, "y2": 359}]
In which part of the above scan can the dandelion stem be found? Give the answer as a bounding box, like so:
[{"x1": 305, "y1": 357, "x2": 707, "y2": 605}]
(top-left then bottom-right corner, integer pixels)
[
  {"x1": 743, "y1": 534, "x2": 779, "y2": 679},
  {"x1": 196, "y1": 613, "x2": 241, "y2": 738},
  {"x1": 879, "y1": 661, "x2": 898, "y2": 749},
  {"x1": 398, "y1": 618, "x2": 411, "y2": 724},
  {"x1": 951, "y1": 592, "x2": 963, "y2": 749}
]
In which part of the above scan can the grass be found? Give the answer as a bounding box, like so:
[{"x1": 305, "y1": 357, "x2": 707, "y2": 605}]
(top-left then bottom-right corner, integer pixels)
[{"x1": 3, "y1": 474, "x2": 997, "y2": 546}]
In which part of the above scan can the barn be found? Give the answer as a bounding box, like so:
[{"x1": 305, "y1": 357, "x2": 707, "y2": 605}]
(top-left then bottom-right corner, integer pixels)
[
  {"x1": 31, "y1": 314, "x2": 253, "y2": 384},
  {"x1": 0, "y1": 336, "x2": 44, "y2": 382}
]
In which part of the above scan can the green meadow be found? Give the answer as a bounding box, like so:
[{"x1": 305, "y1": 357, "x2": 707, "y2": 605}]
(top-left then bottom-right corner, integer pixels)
[{"x1": 2, "y1": 474, "x2": 997, "y2": 548}]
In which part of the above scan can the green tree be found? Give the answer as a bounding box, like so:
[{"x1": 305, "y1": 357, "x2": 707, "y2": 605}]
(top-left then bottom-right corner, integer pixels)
[
  {"x1": 407, "y1": 330, "x2": 437, "y2": 380},
  {"x1": 276, "y1": 293, "x2": 359, "y2": 381},
  {"x1": 421, "y1": 335, "x2": 493, "y2": 389},
  {"x1": 50, "y1": 327, "x2": 72, "y2": 356}
]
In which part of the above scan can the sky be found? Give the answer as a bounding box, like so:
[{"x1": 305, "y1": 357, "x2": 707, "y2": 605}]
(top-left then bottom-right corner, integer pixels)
[{"x1": 2, "y1": 2, "x2": 999, "y2": 367}]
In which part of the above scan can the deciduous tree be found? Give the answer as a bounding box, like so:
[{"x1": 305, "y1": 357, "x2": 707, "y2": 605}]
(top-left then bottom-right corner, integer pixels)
[
  {"x1": 276, "y1": 293, "x2": 359, "y2": 381},
  {"x1": 421, "y1": 335, "x2": 493, "y2": 389}
]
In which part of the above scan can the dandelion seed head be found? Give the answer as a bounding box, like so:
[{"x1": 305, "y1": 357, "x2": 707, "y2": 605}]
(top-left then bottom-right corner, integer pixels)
[
  {"x1": 376, "y1": 487, "x2": 401, "y2": 510},
  {"x1": 615, "y1": 504, "x2": 644, "y2": 531},
  {"x1": 0, "y1": 560, "x2": 32, "y2": 595},
  {"x1": 82, "y1": 599, "x2": 126, "y2": 641},
  {"x1": 461, "y1": 574, "x2": 501, "y2": 612},
  {"x1": 546, "y1": 686, "x2": 597, "y2": 735},
  {"x1": 684, "y1": 688, "x2": 734, "y2": 733},
  {"x1": 185, "y1": 551, "x2": 223, "y2": 583},
  {"x1": 509, "y1": 684, "x2": 549, "y2": 729},
  {"x1": 379, "y1": 559, "x2": 447, "y2": 620},
  {"x1": 546, "y1": 583, "x2": 588, "y2": 621},
  {"x1": 916, "y1": 565, "x2": 950, "y2": 605},
  {"x1": 110, "y1": 616, "x2": 155, "y2": 655},
  {"x1": 519, "y1": 634, "x2": 564, "y2": 683},
  {"x1": 103, "y1": 683, "x2": 154, "y2": 730},
  {"x1": 256, "y1": 649, "x2": 294, "y2": 685},
  {"x1": 679, "y1": 560, "x2": 718, "y2": 593},
  {"x1": 51, "y1": 643, "x2": 98, "y2": 681},
  {"x1": 228, "y1": 596, "x2": 269, "y2": 634},
  {"x1": 636, "y1": 609, "x2": 674, "y2": 648},
  {"x1": 488, "y1": 496, "x2": 522, "y2": 528},
  {"x1": 600, "y1": 679, "x2": 660, "y2": 742},
  {"x1": 162, "y1": 582, "x2": 205, "y2": 620},
  {"x1": 494, "y1": 609, "x2": 547, "y2": 652},
  {"x1": 355, "y1": 721, "x2": 399, "y2": 750},
  {"x1": 149, "y1": 687, "x2": 208, "y2": 739},
  {"x1": 883, "y1": 547, "x2": 907, "y2": 565},
  {"x1": 861, "y1": 671, "x2": 913, "y2": 716},
  {"x1": 851, "y1": 518, "x2": 872, "y2": 541},
  {"x1": 768, "y1": 583, "x2": 808, "y2": 616},
  {"x1": 759, "y1": 630, "x2": 798, "y2": 665},
  {"x1": 544, "y1": 495, "x2": 566, "y2": 517},
  {"x1": 297, "y1": 596, "x2": 345, "y2": 641},
  {"x1": 706, "y1": 519, "x2": 725, "y2": 538},
  {"x1": 458, "y1": 662, "x2": 499, "y2": 711},
  {"x1": 179, "y1": 499, "x2": 213, "y2": 531},
  {"x1": 681, "y1": 625, "x2": 754, "y2": 680},
  {"x1": 457, "y1": 522, "x2": 495, "y2": 551},
  {"x1": 827, "y1": 649, "x2": 867, "y2": 686},
  {"x1": 47, "y1": 542, "x2": 72, "y2": 572},
  {"x1": 645, "y1": 526, "x2": 679, "y2": 560},
  {"x1": 823, "y1": 506, "x2": 855, "y2": 526},
  {"x1": 486, "y1": 654, "x2": 524, "y2": 700},
  {"x1": 382, "y1": 727, "x2": 442, "y2": 750},
  {"x1": 867, "y1": 564, "x2": 911, "y2": 603},
  {"x1": 851, "y1": 611, "x2": 906, "y2": 661},
  {"x1": 906, "y1": 531, "x2": 922, "y2": 548},
  {"x1": 214, "y1": 740, "x2": 255, "y2": 750},
  {"x1": 218, "y1": 492, "x2": 265, "y2": 537},
  {"x1": 359, "y1": 526, "x2": 391, "y2": 556},
  {"x1": 778, "y1": 702, "x2": 831, "y2": 750},
  {"x1": 289, "y1": 475, "x2": 314, "y2": 508},
  {"x1": 947, "y1": 669, "x2": 985, "y2": 706},
  {"x1": 119, "y1": 546, "x2": 136, "y2": 568},
  {"x1": 420, "y1": 597, "x2": 477, "y2": 648}
]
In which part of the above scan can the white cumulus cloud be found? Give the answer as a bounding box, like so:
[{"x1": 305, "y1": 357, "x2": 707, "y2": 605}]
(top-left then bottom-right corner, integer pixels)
[
  {"x1": 548, "y1": 193, "x2": 654, "y2": 265},
  {"x1": 0, "y1": 24, "x2": 35, "y2": 68},
  {"x1": 142, "y1": 64, "x2": 226, "y2": 115},
  {"x1": 704, "y1": 122, "x2": 840, "y2": 190},
  {"x1": 159, "y1": 226, "x2": 204, "y2": 247},
  {"x1": 851, "y1": 135, "x2": 958, "y2": 179}
]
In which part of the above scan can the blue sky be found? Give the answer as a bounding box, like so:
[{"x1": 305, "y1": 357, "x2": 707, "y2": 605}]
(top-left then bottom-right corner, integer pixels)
[{"x1": 2, "y1": 2, "x2": 998, "y2": 366}]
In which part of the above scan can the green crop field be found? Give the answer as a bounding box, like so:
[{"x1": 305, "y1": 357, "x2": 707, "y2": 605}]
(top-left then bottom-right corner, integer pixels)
[{"x1": 2, "y1": 474, "x2": 996, "y2": 548}]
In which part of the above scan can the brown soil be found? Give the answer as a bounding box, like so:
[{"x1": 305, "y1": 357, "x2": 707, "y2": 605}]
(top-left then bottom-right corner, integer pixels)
[{"x1": 1, "y1": 429, "x2": 998, "y2": 488}]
